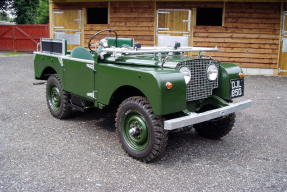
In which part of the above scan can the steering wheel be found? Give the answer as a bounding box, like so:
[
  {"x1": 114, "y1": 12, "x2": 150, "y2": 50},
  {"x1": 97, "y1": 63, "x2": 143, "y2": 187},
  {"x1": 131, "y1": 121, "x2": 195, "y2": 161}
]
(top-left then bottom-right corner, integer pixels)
[{"x1": 88, "y1": 29, "x2": 118, "y2": 51}]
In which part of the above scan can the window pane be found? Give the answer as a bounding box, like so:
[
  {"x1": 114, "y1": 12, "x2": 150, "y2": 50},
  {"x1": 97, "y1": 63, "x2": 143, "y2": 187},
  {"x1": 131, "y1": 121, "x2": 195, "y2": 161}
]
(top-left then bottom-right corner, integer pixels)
[
  {"x1": 196, "y1": 8, "x2": 223, "y2": 26},
  {"x1": 87, "y1": 8, "x2": 108, "y2": 24}
]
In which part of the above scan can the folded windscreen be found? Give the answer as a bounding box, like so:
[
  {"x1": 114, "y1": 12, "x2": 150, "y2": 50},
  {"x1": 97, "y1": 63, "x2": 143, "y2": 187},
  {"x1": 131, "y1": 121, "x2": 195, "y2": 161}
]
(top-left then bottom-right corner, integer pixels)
[{"x1": 40, "y1": 38, "x2": 66, "y2": 55}]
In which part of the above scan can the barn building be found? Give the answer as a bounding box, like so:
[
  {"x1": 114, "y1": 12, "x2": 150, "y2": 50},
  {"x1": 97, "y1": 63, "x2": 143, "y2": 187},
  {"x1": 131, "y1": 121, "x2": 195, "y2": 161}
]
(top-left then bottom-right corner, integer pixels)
[{"x1": 49, "y1": 0, "x2": 287, "y2": 75}]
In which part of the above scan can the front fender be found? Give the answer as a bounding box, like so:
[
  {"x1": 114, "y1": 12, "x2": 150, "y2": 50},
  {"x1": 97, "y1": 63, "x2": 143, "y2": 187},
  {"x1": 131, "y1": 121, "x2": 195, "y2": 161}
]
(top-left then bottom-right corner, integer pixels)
[
  {"x1": 214, "y1": 63, "x2": 243, "y2": 100},
  {"x1": 95, "y1": 63, "x2": 186, "y2": 115}
]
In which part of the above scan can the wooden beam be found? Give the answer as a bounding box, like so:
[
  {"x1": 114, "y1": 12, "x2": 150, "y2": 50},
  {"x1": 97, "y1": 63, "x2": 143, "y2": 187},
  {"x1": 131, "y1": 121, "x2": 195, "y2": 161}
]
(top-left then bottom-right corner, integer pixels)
[
  {"x1": 81, "y1": 8, "x2": 86, "y2": 46},
  {"x1": 153, "y1": 0, "x2": 156, "y2": 46},
  {"x1": 49, "y1": 0, "x2": 54, "y2": 38},
  {"x1": 277, "y1": 2, "x2": 283, "y2": 75}
]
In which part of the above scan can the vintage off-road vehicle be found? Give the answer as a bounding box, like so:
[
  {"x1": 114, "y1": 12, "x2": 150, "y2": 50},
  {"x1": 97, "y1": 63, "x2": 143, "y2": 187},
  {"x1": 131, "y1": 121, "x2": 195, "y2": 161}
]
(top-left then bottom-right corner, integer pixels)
[{"x1": 34, "y1": 29, "x2": 251, "y2": 162}]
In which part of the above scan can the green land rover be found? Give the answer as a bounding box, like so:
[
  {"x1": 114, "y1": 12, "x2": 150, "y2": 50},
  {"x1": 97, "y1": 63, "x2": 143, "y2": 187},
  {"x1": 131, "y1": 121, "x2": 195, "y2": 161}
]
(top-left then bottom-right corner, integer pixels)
[{"x1": 34, "y1": 29, "x2": 252, "y2": 162}]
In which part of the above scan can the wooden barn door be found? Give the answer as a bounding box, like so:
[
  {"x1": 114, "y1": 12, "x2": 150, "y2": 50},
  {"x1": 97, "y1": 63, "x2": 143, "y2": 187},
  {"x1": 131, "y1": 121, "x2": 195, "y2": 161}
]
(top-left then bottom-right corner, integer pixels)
[
  {"x1": 279, "y1": 11, "x2": 287, "y2": 75},
  {"x1": 53, "y1": 9, "x2": 82, "y2": 51},
  {"x1": 156, "y1": 9, "x2": 192, "y2": 47}
]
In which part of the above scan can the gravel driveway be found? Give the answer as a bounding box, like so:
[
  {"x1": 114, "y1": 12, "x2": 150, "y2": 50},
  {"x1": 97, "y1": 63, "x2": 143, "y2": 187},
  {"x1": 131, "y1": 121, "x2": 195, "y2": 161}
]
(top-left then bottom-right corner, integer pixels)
[{"x1": 0, "y1": 55, "x2": 287, "y2": 192}]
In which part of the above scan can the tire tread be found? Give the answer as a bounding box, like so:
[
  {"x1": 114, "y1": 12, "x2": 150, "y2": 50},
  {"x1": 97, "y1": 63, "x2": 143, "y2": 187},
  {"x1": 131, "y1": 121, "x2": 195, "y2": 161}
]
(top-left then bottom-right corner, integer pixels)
[
  {"x1": 46, "y1": 75, "x2": 71, "y2": 119},
  {"x1": 115, "y1": 96, "x2": 168, "y2": 163}
]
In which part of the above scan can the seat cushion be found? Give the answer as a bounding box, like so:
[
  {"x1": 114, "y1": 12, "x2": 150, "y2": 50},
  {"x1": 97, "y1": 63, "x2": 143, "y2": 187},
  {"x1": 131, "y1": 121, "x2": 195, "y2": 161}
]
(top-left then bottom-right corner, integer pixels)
[{"x1": 106, "y1": 37, "x2": 134, "y2": 48}]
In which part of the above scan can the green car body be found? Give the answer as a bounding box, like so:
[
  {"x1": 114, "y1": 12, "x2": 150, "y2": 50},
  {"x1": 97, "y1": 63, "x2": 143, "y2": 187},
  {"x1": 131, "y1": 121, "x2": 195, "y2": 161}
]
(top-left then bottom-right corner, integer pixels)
[
  {"x1": 34, "y1": 53, "x2": 242, "y2": 115},
  {"x1": 34, "y1": 35, "x2": 251, "y2": 162}
]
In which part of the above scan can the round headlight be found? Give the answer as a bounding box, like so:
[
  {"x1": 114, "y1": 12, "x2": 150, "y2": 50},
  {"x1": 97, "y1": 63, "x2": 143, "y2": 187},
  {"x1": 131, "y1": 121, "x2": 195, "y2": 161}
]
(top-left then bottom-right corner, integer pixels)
[
  {"x1": 207, "y1": 64, "x2": 218, "y2": 81},
  {"x1": 179, "y1": 67, "x2": 191, "y2": 84}
]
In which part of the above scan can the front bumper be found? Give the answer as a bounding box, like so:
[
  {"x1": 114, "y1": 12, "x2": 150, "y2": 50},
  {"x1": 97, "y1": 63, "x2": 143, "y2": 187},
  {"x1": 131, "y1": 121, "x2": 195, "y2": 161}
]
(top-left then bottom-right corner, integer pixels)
[{"x1": 164, "y1": 99, "x2": 252, "y2": 130}]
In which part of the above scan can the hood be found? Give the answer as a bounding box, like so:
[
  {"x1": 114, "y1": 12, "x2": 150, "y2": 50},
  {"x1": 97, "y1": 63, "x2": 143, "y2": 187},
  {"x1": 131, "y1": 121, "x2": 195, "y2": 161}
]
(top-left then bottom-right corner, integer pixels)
[{"x1": 103, "y1": 55, "x2": 191, "y2": 69}]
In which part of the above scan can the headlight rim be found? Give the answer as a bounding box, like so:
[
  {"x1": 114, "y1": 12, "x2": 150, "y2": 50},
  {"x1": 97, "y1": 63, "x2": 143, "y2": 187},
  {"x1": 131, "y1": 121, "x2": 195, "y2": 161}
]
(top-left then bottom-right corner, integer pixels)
[
  {"x1": 206, "y1": 64, "x2": 218, "y2": 81},
  {"x1": 179, "y1": 66, "x2": 191, "y2": 84}
]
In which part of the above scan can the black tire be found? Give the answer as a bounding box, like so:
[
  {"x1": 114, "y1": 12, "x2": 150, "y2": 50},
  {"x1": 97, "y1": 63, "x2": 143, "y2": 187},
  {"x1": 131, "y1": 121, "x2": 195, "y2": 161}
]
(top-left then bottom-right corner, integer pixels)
[
  {"x1": 115, "y1": 96, "x2": 168, "y2": 163},
  {"x1": 46, "y1": 75, "x2": 71, "y2": 119},
  {"x1": 194, "y1": 113, "x2": 236, "y2": 140}
]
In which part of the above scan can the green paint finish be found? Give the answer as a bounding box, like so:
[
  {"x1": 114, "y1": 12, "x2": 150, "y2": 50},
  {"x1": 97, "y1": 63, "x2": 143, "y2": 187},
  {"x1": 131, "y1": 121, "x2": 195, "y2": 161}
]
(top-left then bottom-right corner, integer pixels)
[
  {"x1": 106, "y1": 37, "x2": 134, "y2": 47},
  {"x1": 70, "y1": 47, "x2": 93, "y2": 60},
  {"x1": 34, "y1": 53, "x2": 187, "y2": 115},
  {"x1": 34, "y1": 51, "x2": 244, "y2": 116},
  {"x1": 186, "y1": 95, "x2": 229, "y2": 113},
  {"x1": 215, "y1": 63, "x2": 243, "y2": 100},
  {"x1": 121, "y1": 110, "x2": 149, "y2": 151},
  {"x1": 34, "y1": 54, "x2": 64, "y2": 80},
  {"x1": 95, "y1": 62, "x2": 186, "y2": 115},
  {"x1": 48, "y1": 85, "x2": 61, "y2": 111},
  {"x1": 62, "y1": 59, "x2": 94, "y2": 100}
]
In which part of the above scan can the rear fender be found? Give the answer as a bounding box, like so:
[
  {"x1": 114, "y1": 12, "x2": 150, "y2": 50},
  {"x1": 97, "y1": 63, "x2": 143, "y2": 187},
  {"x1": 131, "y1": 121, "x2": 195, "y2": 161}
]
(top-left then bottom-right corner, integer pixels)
[{"x1": 34, "y1": 53, "x2": 63, "y2": 80}]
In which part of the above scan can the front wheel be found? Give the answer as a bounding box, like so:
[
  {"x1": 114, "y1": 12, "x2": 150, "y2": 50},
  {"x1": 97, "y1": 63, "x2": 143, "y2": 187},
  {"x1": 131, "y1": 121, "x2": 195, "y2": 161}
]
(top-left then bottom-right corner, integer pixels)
[
  {"x1": 194, "y1": 113, "x2": 236, "y2": 140},
  {"x1": 115, "y1": 96, "x2": 168, "y2": 162}
]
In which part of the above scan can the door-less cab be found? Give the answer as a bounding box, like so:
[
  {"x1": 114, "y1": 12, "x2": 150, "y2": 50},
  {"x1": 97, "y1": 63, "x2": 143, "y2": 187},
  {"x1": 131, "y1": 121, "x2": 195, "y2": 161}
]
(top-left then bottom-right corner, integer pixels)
[{"x1": 34, "y1": 29, "x2": 251, "y2": 162}]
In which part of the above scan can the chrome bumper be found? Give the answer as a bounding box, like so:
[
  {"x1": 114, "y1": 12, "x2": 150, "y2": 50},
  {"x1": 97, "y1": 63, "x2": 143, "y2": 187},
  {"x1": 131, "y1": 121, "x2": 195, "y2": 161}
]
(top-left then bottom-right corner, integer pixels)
[{"x1": 164, "y1": 99, "x2": 252, "y2": 130}]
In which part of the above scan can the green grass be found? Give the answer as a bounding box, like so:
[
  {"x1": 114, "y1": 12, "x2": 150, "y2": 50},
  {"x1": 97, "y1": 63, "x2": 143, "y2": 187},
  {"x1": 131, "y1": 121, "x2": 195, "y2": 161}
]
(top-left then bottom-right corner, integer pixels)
[{"x1": 3, "y1": 52, "x2": 24, "y2": 56}]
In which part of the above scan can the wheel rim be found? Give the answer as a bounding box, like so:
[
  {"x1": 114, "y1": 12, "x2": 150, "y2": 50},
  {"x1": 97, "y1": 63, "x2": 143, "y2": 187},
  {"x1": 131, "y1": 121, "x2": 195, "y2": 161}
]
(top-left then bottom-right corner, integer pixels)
[
  {"x1": 121, "y1": 110, "x2": 149, "y2": 151},
  {"x1": 48, "y1": 85, "x2": 61, "y2": 111}
]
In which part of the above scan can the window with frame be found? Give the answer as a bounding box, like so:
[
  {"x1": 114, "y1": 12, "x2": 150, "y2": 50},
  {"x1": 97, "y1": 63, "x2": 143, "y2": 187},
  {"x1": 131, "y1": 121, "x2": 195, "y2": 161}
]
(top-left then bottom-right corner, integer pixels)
[
  {"x1": 196, "y1": 8, "x2": 223, "y2": 26},
  {"x1": 87, "y1": 8, "x2": 108, "y2": 24}
]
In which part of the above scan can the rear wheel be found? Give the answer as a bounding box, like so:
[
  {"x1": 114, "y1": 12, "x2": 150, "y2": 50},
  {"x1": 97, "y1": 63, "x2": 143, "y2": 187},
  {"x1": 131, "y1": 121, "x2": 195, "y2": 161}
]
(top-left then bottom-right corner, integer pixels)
[
  {"x1": 115, "y1": 96, "x2": 168, "y2": 162},
  {"x1": 46, "y1": 75, "x2": 71, "y2": 119}
]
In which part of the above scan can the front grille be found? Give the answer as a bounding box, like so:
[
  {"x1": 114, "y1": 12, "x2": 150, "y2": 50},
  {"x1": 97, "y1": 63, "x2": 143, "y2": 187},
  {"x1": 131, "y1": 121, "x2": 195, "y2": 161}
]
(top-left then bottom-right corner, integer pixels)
[{"x1": 176, "y1": 59, "x2": 219, "y2": 101}]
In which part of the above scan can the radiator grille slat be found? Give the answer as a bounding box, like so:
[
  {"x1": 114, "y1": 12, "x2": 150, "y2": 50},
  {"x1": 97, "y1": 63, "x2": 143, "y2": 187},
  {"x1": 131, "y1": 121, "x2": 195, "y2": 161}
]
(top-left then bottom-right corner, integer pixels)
[{"x1": 177, "y1": 59, "x2": 219, "y2": 101}]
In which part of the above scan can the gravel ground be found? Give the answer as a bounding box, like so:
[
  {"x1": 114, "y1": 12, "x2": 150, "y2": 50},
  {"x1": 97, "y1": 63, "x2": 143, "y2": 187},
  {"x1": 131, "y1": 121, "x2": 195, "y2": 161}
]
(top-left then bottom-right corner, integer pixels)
[{"x1": 0, "y1": 55, "x2": 287, "y2": 192}]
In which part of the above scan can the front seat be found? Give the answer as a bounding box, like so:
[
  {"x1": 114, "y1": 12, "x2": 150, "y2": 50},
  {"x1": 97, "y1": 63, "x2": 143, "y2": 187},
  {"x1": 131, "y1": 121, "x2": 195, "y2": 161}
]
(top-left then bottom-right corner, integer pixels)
[{"x1": 70, "y1": 47, "x2": 93, "y2": 60}]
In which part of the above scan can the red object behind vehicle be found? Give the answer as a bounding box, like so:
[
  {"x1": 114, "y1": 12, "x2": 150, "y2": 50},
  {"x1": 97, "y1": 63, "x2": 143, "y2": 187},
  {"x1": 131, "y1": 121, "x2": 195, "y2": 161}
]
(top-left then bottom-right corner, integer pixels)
[{"x1": 0, "y1": 24, "x2": 49, "y2": 52}]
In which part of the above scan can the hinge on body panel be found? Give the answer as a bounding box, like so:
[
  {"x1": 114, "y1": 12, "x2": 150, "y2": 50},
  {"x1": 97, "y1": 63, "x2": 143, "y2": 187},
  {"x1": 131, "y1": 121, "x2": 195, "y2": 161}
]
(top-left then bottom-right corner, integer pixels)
[
  {"x1": 58, "y1": 57, "x2": 63, "y2": 67},
  {"x1": 87, "y1": 91, "x2": 97, "y2": 99},
  {"x1": 86, "y1": 63, "x2": 96, "y2": 71}
]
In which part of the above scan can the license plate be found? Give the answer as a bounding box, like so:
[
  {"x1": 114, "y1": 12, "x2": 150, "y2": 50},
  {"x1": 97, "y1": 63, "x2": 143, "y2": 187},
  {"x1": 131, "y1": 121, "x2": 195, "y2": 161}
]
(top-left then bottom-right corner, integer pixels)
[{"x1": 230, "y1": 79, "x2": 244, "y2": 98}]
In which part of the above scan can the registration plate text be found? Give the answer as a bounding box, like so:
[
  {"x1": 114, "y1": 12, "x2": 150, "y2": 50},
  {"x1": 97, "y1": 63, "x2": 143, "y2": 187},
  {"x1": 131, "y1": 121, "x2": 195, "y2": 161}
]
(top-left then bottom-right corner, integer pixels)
[{"x1": 230, "y1": 79, "x2": 244, "y2": 98}]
